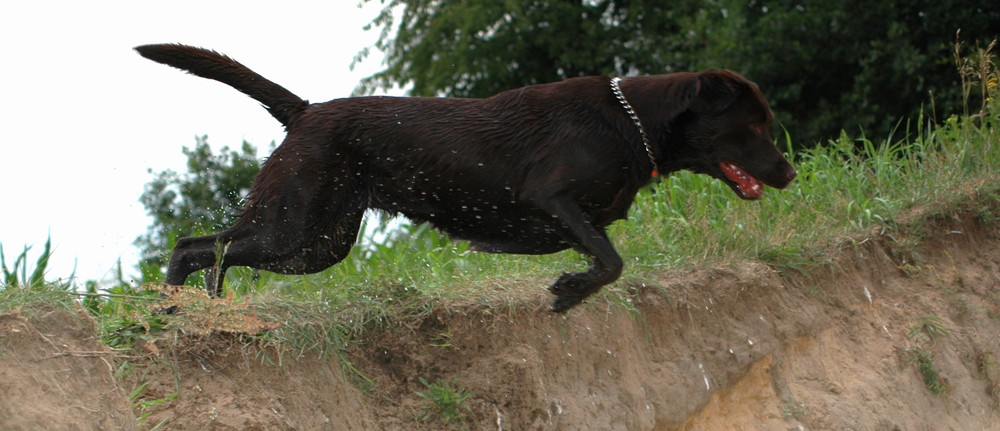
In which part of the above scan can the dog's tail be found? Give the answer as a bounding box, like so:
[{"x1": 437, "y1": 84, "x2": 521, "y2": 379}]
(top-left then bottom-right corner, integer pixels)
[{"x1": 135, "y1": 44, "x2": 307, "y2": 128}]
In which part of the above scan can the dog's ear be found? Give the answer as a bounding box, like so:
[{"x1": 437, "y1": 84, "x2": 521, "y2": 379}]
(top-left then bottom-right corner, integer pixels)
[
  {"x1": 620, "y1": 74, "x2": 700, "y2": 122},
  {"x1": 689, "y1": 70, "x2": 744, "y2": 114},
  {"x1": 666, "y1": 74, "x2": 701, "y2": 116}
]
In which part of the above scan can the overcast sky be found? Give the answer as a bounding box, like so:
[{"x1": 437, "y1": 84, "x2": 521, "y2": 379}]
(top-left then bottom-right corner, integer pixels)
[{"x1": 0, "y1": 1, "x2": 399, "y2": 284}]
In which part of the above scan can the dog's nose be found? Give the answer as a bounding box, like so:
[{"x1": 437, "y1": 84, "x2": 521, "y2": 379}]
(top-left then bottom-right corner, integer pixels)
[{"x1": 784, "y1": 164, "x2": 797, "y2": 182}]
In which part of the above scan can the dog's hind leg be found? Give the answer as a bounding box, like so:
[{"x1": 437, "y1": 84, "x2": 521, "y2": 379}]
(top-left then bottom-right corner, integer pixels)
[
  {"x1": 164, "y1": 233, "x2": 227, "y2": 291},
  {"x1": 164, "y1": 205, "x2": 364, "y2": 297},
  {"x1": 164, "y1": 138, "x2": 367, "y2": 296},
  {"x1": 164, "y1": 230, "x2": 257, "y2": 297},
  {"x1": 222, "y1": 160, "x2": 367, "y2": 280},
  {"x1": 238, "y1": 206, "x2": 365, "y2": 276}
]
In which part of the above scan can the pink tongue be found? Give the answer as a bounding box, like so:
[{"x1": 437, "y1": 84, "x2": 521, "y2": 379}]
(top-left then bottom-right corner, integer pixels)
[{"x1": 720, "y1": 162, "x2": 763, "y2": 199}]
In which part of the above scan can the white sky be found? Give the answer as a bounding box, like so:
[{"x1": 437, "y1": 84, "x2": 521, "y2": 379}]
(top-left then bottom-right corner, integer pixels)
[{"x1": 0, "y1": 1, "x2": 399, "y2": 284}]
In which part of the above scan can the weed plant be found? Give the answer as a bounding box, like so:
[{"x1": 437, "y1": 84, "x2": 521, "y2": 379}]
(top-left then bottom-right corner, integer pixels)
[
  {"x1": 905, "y1": 346, "x2": 946, "y2": 396},
  {"x1": 129, "y1": 381, "x2": 175, "y2": 430},
  {"x1": 1, "y1": 236, "x2": 53, "y2": 288},
  {"x1": 905, "y1": 315, "x2": 952, "y2": 395},
  {"x1": 0, "y1": 236, "x2": 79, "y2": 314},
  {"x1": 415, "y1": 377, "x2": 476, "y2": 426}
]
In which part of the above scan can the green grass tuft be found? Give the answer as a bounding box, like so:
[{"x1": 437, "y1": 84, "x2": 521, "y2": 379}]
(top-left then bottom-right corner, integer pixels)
[
  {"x1": 905, "y1": 347, "x2": 946, "y2": 396},
  {"x1": 415, "y1": 376, "x2": 476, "y2": 426}
]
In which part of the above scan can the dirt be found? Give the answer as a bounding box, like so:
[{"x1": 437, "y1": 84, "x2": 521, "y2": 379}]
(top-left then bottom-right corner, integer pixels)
[
  {"x1": 2, "y1": 195, "x2": 1000, "y2": 430},
  {"x1": 0, "y1": 308, "x2": 135, "y2": 431}
]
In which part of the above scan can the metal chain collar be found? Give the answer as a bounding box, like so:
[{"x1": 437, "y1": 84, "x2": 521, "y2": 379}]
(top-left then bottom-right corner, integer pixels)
[{"x1": 610, "y1": 77, "x2": 659, "y2": 177}]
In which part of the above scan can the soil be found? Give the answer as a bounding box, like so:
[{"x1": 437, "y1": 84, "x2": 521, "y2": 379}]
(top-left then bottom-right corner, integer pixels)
[
  {"x1": 2, "y1": 194, "x2": 1000, "y2": 430},
  {"x1": 0, "y1": 308, "x2": 135, "y2": 430}
]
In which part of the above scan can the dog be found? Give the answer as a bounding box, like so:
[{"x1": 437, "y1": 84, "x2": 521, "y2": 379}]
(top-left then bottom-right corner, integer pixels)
[{"x1": 135, "y1": 44, "x2": 796, "y2": 312}]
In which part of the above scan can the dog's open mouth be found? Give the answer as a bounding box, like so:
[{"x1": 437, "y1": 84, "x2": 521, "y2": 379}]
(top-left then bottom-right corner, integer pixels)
[{"x1": 720, "y1": 161, "x2": 763, "y2": 200}]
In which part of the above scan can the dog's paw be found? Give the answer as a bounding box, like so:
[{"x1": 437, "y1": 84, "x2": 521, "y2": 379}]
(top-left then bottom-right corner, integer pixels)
[
  {"x1": 548, "y1": 272, "x2": 585, "y2": 296},
  {"x1": 550, "y1": 295, "x2": 585, "y2": 313}
]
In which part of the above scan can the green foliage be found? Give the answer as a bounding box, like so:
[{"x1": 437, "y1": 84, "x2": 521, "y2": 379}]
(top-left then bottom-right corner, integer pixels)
[
  {"x1": 904, "y1": 346, "x2": 945, "y2": 395},
  {"x1": 693, "y1": 1, "x2": 998, "y2": 146},
  {"x1": 136, "y1": 136, "x2": 265, "y2": 282},
  {"x1": 85, "y1": 283, "x2": 166, "y2": 349},
  {"x1": 357, "y1": 0, "x2": 702, "y2": 97},
  {"x1": 908, "y1": 315, "x2": 950, "y2": 344},
  {"x1": 904, "y1": 315, "x2": 951, "y2": 395},
  {"x1": 781, "y1": 400, "x2": 807, "y2": 420},
  {"x1": 0, "y1": 283, "x2": 76, "y2": 315},
  {"x1": 0, "y1": 236, "x2": 55, "y2": 288},
  {"x1": 0, "y1": 236, "x2": 80, "y2": 315},
  {"x1": 129, "y1": 381, "x2": 176, "y2": 430},
  {"x1": 415, "y1": 377, "x2": 475, "y2": 425},
  {"x1": 358, "y1": 0, "x2": 999, "y2": 145}
]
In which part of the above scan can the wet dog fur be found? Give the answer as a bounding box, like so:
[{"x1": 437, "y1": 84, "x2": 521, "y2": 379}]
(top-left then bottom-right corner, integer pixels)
[{"x1": 135, "y1": 44, "x2": 796, "y2": 312}]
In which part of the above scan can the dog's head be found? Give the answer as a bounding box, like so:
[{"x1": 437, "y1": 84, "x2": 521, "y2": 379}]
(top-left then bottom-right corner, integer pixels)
[{"x1": 640, "y1": 71, "x2": 797, "y2": 200}]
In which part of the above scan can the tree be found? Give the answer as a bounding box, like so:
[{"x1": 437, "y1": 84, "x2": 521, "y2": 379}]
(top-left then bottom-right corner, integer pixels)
[
  {"x1": 136, "y1": 136, "x2": 264, "y2": 282},
  {"x1": 355, "y1": 0, "x2": 705, "y2": 98},
  {"x1": 688, "y1": 0, "x2": 999, "y2": 145},
  {"x1": 357, "y1": 0, "x2": 999, "y2": 145}
]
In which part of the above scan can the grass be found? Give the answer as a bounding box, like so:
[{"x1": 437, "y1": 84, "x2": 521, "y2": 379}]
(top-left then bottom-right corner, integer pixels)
[
  {"x1": 129, "y1": 381, "x2": 176, "y2": 430},
  {"x1": 415, "y1": 377, "x2": 476, "y2": 426},
  {"x1": 905, "y1": 315, "x2": 952, "y2": 395},
  {"x1": 975, "y1": 348, "x2": 1000, "y2": 403},
  {"x1": 0, "y1": 236, "x2": 79, "y2": 315},
  {"x1": 780, "y1": 400, "x2": 807, "y2": 420},
  {"x1": 904, "y1": 346, "x2": 946, "y2": 396},
  {"x1": 908, "y1": 315, "x2": 950, "y2": 345},
  {"x1": 1, "y1": 235, "x2": 54, "y2": 288}
]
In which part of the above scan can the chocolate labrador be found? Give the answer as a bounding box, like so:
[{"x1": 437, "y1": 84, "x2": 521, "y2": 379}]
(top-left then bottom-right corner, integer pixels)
[{"x1": 135, "y1": 44, "x2": 796, "y2": 312}]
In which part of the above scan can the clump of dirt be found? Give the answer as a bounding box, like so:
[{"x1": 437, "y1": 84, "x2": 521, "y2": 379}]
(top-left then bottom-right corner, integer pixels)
[{"x1": 2, "y1": 193, "x2": 999, "y2": 430}]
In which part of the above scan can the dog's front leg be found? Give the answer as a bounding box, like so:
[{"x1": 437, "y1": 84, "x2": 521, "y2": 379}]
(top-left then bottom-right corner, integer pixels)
[{"x1": 530, "y1": 196, "x2": 624, "y2": 312}]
